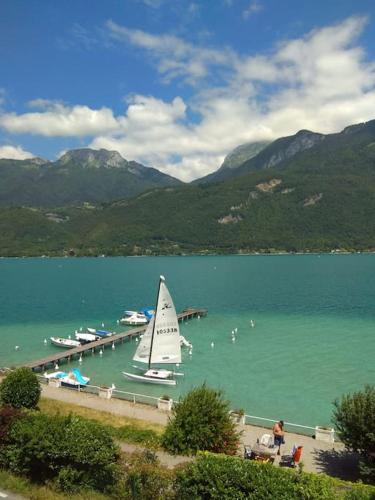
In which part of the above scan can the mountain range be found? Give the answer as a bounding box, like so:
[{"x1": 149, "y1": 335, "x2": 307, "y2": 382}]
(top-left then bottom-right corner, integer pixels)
[
  {"x1": 0, "y1": 148, "x2": 181, "y2": 207},
  {"x1": 1, "y1": 119, "x2": 375, "y2": 255}
]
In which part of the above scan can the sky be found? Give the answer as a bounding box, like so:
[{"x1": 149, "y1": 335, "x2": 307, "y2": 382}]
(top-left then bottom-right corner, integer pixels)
[{"x1": 1, "y1": 0, "x2": 375, "y2": 181}]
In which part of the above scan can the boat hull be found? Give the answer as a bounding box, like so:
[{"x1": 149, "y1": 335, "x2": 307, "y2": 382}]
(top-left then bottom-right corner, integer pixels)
[
  {"x1": 50, "y1": 337, "x2": 81, "y2": 348},
  {"x1": 122, "y1": 371, "x2": 176, "y2": 386}
]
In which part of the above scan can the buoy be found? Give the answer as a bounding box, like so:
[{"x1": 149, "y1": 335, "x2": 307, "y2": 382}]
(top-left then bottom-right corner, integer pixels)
[
  {"x1": 232, "y1": 336, "x2": 236, "y2": 342},
  {"x1": 235, "y1": 327, "x2": 238, "y2": 333},
  {"x1": 99, "y1": 349, "x2": 103, "y2": 356},
  {"x1": 101, "y1": 322, "x2": 104, "y2": 328},
  {"x1": 135, "y1": 338, "x2": 139, "y2": 342},
  {"x1": 55, "y1": 363, "x2": 59, "y2": 370},
  {"x1": 68, "y1": 335, "x2": 71, "y2": 340},
  {"x1": 80, "y1": 327, "x2": 83, "y2": 332},
  {"x1": 250, "y1": 320, "x2": 255, "y2": 328},
  {"x1": 198, "y1": 315, "x2": 200, "y2": 319},
  {"x1": 112, "y1": 343, "x2": 115, "y2": 350},
  {"x1": 211, "y1": 342, "x2": 214, "y2": 348},
  {"x1": 15, "y1": 345, "x2": 19, "y2": 350},
  {"x1": 116, "y1": 319, "x2": 120, "y2": 324},
  {"x1": 44, "y1": 339, "x2": 47, "y2": 345}
]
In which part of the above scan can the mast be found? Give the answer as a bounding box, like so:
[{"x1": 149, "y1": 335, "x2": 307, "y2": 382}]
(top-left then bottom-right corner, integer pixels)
[{"x1": 148, "y1": 275, "x2": 164, "y2": 369}]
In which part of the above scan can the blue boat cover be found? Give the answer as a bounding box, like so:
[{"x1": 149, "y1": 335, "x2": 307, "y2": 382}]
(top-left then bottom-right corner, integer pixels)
[
  {"x1": 139, "y1": 307, "x2": 154, "y2": 320},
  {"x1": 96, "y1": 329, "x2": 111, "y2": 336}
]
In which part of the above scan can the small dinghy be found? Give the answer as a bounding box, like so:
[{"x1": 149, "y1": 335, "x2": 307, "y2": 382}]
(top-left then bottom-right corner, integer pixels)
[
  {"x1": 75, "y1": 331, "x2": 99, "y2": 343},
  {"x1": 50, "y1": 336, "x2": 81, "y2": 348}
]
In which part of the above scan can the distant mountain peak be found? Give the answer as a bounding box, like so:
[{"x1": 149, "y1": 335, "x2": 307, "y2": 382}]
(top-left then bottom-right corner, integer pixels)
[
  {"x1": 58, "y1": 148, "x2": 126, "y2": 168},
  {"x1": 219, "y1": 141, "x2": 270, "y2": 171}
]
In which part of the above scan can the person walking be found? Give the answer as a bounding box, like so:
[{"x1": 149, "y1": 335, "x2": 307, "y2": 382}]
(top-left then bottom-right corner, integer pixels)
[{"x1": 273, "y1": 420, "x2": 285, "y2": 455}]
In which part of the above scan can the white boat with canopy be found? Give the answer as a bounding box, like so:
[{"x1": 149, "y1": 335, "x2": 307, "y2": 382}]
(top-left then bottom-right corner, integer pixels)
[{"x1": 122, "y1": 275, "x2": 182, "y2": 386}]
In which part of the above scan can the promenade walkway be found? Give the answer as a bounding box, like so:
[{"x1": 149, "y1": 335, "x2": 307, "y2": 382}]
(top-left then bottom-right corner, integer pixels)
[{"x1": 40, "y1": 384, "x2": 360, "y2": 479}]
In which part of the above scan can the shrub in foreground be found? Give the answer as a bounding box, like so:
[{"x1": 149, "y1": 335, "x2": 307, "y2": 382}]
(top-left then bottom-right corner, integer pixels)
[
  {"x1": 0, "y1": 368, "x2": 41, "y2": 409},
  {"x1": 175, "y1": 453, "x2": 375, "y2": 500},
  {"x1": 0, "y1": 412, "x2": 120, "y2": 492},
  {"x1": 333, "y1": 385, "x2": 375, "y2": 484},
  {"x1": 119, "y1": 450, "x2": 174, "y2": 500},
  {"x1": 162, "y1": 384, "x2": 240, "y2": 456}
]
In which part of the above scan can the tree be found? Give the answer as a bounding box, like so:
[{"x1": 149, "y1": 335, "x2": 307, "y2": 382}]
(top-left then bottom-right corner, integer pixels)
[
  {"x1": 162, "y1": 384, "x2": 240, "y2": 456},
  {"x1": 332, "y1": 384, "x2": 375, "y2": 483},
  {"x1": 0, "y1": 368, "x2": 41, "y2": 409}
]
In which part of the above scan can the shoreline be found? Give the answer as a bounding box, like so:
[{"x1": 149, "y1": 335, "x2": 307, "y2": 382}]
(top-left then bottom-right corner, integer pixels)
[{"x1": 0, "y1": 250, "x2": 373, "y2": 259}]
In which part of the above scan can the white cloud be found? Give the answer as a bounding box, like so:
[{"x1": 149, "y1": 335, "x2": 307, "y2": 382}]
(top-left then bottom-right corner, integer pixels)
[
  {"x1": 2, "y1": 16, "x2": 375, "y2": 181},
  {"x1": 0, "y1": 102, "x2": 118, "y2": 137},
  {"x1": 0, "y1": 145, "x2": 34, "y2": 160},
  {"x1": 106, "y1": 20, "x2": 234, "y2": 84},
  {"x1": 242, "y1": 0, "x2": 262, "y2": 19}
]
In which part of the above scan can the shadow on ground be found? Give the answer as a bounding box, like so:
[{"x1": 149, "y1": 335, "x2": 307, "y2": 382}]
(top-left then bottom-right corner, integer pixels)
[{"x1": 313, "y1": 447, "x2": 360, "y2": 481}]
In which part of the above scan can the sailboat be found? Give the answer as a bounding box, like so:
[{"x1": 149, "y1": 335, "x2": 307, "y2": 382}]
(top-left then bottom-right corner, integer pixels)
[{"x1": 122, "y1": 275, "x2": 182, "y2": 386}]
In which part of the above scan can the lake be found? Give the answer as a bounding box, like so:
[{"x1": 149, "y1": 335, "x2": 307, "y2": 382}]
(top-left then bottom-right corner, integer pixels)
[{"x1": 0, "y1": 254, "x2": 374, "y2": 429}]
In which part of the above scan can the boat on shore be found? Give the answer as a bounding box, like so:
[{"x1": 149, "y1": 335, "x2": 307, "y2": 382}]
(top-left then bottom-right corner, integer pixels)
[
  {"x1": 44, "y1": 368, "x2": 90, "y2": 387},
  {"x1": 50, "y1": 336, "x2": 81, "y2": 348},
  {"x1": 122, "y1": 275, "x2": 182, "y2": 386}
]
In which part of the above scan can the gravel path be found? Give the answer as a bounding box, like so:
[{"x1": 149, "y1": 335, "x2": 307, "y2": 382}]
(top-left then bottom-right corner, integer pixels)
[{"x1": 41, "y1": 384, "x2": 359, "y2": 479}]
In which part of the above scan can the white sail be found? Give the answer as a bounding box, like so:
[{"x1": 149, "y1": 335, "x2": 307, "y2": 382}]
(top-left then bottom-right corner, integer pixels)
[
  {"x1": 133, "y1": 317, "x2": 154, "y2": 364},
  {"x1": 150, "y1": 277, "x2": 181, "y2": 364}
]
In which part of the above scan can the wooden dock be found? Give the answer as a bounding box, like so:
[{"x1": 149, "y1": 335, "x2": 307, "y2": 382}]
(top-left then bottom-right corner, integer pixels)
[{"x1": 23, "y1": 308, "x2": 207, "y2": 372}]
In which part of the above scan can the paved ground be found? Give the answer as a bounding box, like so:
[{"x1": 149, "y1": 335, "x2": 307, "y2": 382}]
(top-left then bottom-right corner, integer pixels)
[{"x1": 41, "y1": 384, "x2": 360, "y2": 479}]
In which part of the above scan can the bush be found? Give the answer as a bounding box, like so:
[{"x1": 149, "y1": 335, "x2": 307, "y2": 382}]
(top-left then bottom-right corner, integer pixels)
[
  {"x1": 0, "y1": 405, "x2": 24, "y2": 444},
  {"x1": 333, "y1": 385, "x2": 375, "y2": 484},
  {"x1": 0, "y1": 368, "x2": 41, "y2": 409},
  {"x1": 174, "y1": 453, "x2": 372, "y2": 500},
  {"x1": 1, "y1": 412, "x2": 120, "y2": 492},
  {"x1": 120, "y1": 450, "x2": 174, "y2": 500},
  {"x1": 162, "y1": 384, "x2": 240, "y2": 456}
]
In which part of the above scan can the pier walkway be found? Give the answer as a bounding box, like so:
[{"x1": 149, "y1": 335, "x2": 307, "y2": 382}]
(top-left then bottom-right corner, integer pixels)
[{"x1": 23, "y1": 308, "x2": 206, "y2": 372}]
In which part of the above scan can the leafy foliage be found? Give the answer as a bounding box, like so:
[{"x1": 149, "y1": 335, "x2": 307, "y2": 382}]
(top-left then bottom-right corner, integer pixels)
[
  {"x1": 174, "y1": 453, "x2": 375, "y2": 500},
  {"x1": 333, "y1": 385, "x2": 375, "y2": 483},
  {"x1": 162, "y1": 384, "x2": 240, "y2": 456},
  {"x1": 0, "y1": 412, "x2": 120, "y2": 492},
  {"x1": 0, "y1": 405, "x2": 24, "y2": 443},
  {"x1": 0, "y1": 368, "x2": 41, "y2": 409},
  {"x1": 119, "y1": 450, "x2": 174, "y2": 500}
]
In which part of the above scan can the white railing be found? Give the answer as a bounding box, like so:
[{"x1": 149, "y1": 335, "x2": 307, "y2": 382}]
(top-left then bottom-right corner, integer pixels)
[
  {"x1": 243, "y1": 413, "x2": 316, "y2": 435},
  {"x1": 36, "y1": 374, "x2": 322, "y2": 436}
]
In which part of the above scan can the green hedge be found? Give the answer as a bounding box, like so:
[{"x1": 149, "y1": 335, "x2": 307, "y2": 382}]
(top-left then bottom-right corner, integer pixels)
[{"x1": 174, "y1": 453, "x2": 375, "y2": 500}]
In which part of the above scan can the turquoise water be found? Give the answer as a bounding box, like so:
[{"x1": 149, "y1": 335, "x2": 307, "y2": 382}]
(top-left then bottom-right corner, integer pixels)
[{"x1": 0, "y1": 255, "x2": 374, "y2": 428}]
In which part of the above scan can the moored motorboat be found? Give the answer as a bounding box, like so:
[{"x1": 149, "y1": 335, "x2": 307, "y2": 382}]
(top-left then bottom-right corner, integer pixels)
[
  {"x1": 120, "y1": 313, "x2": 148, "y2": 326},
  {"x1": 50, "y1": 336, "x2": 81, "y2": 348}
]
